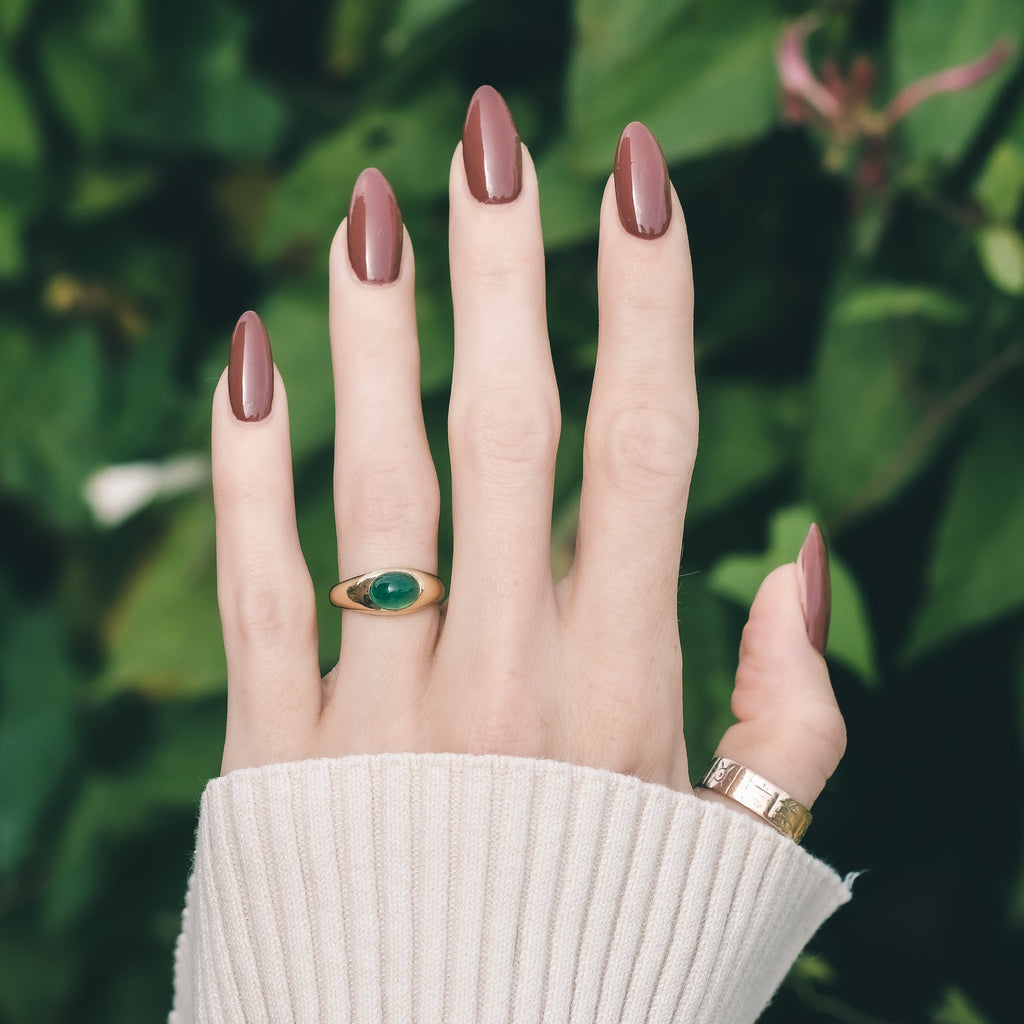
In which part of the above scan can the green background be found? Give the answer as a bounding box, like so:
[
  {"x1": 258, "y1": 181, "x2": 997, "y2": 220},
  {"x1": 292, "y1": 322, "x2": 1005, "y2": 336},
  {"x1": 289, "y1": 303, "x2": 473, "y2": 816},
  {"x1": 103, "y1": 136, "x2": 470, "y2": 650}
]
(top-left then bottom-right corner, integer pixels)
[{"x1": 2, "y1": 0, "x2": 1023, "y2": 1020}]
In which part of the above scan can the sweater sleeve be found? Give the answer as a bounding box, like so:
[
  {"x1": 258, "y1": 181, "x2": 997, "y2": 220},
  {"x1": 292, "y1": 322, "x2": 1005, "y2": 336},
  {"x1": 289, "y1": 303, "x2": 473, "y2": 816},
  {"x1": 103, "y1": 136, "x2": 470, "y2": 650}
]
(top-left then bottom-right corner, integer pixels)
[{"x1": 170, "y1": 753, "x2": 852, "y2": 1024}]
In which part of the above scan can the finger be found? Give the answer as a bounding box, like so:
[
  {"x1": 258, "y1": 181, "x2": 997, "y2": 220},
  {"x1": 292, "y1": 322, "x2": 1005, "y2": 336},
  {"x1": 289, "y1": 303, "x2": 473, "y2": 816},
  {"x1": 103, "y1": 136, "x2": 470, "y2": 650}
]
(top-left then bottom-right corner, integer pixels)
[
  {"x1": 328, "y1": 169, "x2": 441, "y2": 666},
  {"x1": 703, "y1": 525, "x2": 846, "y2": 811},
  {"x1": 446, "y1": 86, "x2": 560, "y2": 632},
  {"x1": 569, "y1": 123, "x2": 697, "y2": 644},
  {"x1": 213, "y1": 312, "x2": 321, "y2": 771}
]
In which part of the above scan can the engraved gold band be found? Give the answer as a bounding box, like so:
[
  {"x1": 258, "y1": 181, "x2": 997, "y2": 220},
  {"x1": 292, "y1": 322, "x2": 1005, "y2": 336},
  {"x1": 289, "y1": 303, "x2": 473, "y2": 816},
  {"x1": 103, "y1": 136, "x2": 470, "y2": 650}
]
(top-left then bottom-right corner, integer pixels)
[
  {"x1": 329, "y1": 568, "x2": 445, "y2": 615},
  {"x1": 696, "y1": 756, "x2": 812, "y2": 843}
]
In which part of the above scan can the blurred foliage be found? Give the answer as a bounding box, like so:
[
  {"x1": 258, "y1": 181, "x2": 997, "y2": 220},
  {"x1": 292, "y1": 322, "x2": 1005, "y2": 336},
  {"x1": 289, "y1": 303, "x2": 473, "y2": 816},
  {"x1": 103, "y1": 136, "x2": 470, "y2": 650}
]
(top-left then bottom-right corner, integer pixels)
[{"x1": 1, "y1": 0, "x2": 1023, "y2": 1020}]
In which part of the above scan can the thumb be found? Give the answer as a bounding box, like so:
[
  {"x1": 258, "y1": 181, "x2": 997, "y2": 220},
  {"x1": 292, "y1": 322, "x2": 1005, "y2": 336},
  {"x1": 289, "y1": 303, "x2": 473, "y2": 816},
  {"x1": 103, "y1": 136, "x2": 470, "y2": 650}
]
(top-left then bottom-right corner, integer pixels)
[{"x1": 702, "y1": 524, "x2": 846, "y2": 810}]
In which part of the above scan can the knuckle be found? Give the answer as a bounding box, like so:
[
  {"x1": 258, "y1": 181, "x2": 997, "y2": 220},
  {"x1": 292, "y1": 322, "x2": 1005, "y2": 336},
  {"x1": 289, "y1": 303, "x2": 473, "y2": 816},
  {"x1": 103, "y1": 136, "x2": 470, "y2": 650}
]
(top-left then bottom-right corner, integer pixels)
[
  {"x1": 571, "y1": 677, "x2": 679, "y2": 776},
  {"x1": 340, "y1": 461, "x2": 439, "y2": 538},
  {"x1": 735, "y1": 618, "x2": 780, "y2": 679},
  {"x1": 215, "y1": 468, "x2": 272, "y2": 510},
  {"x1": 464, "y1": 238, "x2": 537, "y2": 285},
  {"x1": 767, "y1": 703, "x2": 848, "y2": 788},
  {"x1": 223, "y1": 575, "x2": 315, "y2": 651},
  {"x1": 808, "y1": 702, "x2": 848, "y2": 766},
  {"x1": 591, "y1": 404, "x2": 696, "y2": 496},
  {"x1": 446, "y1": 665, "x2": 550, "y2": 757},
  {"x1": 472, "y1": 695, "x2": 549, "y2": 757},
  {"x1": 617, "y1": 279, "x2": 692, "y2": 326},
  {"x1": 452, "y1": 386, "x2": 560, "y2": 472}
]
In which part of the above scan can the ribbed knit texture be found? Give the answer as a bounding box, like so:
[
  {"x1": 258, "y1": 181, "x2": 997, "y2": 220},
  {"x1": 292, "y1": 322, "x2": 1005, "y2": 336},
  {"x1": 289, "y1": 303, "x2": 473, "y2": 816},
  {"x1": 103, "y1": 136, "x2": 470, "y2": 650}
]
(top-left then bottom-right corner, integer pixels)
[{"x1": 170, "y1": 754, "x2": 852, "y2": 1024}]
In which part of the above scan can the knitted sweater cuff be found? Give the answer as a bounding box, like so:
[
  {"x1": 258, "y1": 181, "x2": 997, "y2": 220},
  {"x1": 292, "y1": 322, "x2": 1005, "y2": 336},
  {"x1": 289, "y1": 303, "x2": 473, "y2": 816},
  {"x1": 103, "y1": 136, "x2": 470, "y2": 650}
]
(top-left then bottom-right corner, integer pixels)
[{"x1": 170, "y1": 753, "x2": 853, "y2": 1024}]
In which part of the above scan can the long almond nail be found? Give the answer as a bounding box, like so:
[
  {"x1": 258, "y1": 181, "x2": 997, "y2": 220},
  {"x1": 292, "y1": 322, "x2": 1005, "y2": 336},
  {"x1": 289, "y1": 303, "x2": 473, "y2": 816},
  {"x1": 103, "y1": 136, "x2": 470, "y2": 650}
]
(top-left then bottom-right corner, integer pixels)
[
  {"x1": 614, "y1": 122, "x2": 671, "y2": 239},
  {"x1": 462, "y1": 85, "x2": 522, "y2": 204},
  {"x1": 347, "y1": 167, "x2": 403, "y2": 284},
  {"x1": 228, "y1": 310, "x2": 274, "y2": 422},
  {"x1": 797, "y1": 523, "x2": 831, "y2": 654}
]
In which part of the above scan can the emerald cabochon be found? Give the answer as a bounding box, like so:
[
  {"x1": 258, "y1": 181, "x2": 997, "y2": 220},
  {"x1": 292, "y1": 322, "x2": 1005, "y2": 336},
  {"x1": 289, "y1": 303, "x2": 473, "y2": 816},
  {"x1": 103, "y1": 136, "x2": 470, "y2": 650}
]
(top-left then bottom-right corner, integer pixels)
[{"x1": 367, "y1": 570, "x2": 422, "y2": 611}]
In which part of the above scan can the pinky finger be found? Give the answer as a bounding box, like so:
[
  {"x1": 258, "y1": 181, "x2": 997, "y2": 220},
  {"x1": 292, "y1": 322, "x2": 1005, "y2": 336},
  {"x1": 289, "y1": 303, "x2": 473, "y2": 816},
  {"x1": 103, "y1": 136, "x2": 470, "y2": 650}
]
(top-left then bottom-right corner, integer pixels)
[
  {"x1": 699, "y1": 525, "x2": 846, "y2": 814},
  {"x1": 213, "y1": 312, "x2": 322, "y2": 771}
]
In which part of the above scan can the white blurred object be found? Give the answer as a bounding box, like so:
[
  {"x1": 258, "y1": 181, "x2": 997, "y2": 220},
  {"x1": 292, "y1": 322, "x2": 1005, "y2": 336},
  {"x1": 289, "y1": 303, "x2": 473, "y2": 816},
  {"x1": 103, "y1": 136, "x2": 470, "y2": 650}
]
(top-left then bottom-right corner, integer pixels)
[{"x1": 84, "y1": 455, "x2": 210, "y2": 526}]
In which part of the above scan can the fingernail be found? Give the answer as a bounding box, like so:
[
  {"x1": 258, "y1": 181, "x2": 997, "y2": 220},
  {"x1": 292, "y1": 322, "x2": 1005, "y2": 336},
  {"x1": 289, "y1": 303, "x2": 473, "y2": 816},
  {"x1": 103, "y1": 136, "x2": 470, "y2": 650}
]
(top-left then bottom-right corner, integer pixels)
[
  {"x1": 614, "y1": 121, "x2": 671, "y2": 239},
  {"x1": 462, "y1": 84, "x2": 522, "y2": 204},
  {"x1": 347, "y1": 167, "x2": 403, "y2": 284},
  {"x1": 228, "y1": 310, "x2": 274, "y2": 422},
  {"x1": 797, "y1": 523, "x2": 831, "y2": 654}
]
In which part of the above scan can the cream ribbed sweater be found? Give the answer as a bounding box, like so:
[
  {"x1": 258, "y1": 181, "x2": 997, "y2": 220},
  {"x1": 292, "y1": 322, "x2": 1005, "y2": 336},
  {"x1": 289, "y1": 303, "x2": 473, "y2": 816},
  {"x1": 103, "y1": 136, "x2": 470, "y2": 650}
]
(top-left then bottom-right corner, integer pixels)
[{"x1": 170, "y1": 754, "x2": 852, "y2": 1023}]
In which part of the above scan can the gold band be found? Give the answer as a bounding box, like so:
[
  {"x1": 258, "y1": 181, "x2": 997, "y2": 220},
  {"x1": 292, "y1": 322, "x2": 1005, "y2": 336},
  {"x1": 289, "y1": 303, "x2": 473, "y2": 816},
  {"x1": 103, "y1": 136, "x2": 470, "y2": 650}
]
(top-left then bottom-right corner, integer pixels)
[
  {"x1": 329, "y1": 568, "x2": 445, "y2": 615},
  {"x1": 696, "y1": 756, "x2": 812, "y2": 843}
]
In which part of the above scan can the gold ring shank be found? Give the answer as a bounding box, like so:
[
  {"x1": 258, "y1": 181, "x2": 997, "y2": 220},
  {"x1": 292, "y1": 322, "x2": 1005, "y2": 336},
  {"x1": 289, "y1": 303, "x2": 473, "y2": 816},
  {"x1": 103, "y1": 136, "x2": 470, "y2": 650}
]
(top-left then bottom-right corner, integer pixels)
[
  {"x1": 329, "y1": 568, "x2": 445, "y2": 616},
  {"x1": 696, "y1": 756, "x2": 812, "y2": 843}
]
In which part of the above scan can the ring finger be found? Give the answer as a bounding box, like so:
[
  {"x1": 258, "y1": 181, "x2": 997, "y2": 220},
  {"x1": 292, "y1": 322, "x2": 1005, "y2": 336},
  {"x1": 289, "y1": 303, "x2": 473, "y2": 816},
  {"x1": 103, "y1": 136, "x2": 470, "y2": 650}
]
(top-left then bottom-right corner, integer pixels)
[{"x1": 328, "y1": 169, "x2": 441, "y2": 708}]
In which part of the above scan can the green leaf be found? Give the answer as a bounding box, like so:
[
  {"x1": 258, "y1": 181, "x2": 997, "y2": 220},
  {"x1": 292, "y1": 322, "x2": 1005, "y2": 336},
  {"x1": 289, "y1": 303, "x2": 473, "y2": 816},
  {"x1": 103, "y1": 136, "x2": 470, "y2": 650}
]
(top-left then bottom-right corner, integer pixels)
[
  {"x1": 41, "y1": 0, "x2": 285, "y2": 157},
  {"x1": 1012, "y1": 640, "x2": 1024, "y2": 926},
  {"x1": 833, "y1": 283, "x2": 969, "y2": 326},
  {"x1": 38, "y1": 0, "x2": 148, "y2": 148},
  {"x1": 574, "y1": 0, "x2": 692, "y2": 68},
  {"x1": 976, "y1": 224, "x2": 1024, "y2": 295},
  {"x1": 708, "y1": 505, "x2": 878, "y2": 684},
  {"x1": 932, "y1": 987, "x2": 993, "y2": 1024},
  {"x1": 805, "y1": 287, "x2": 951, "y2": 522},
  {"x1": 567, "y1": 0, "x2": 784, "y2": 172},
  {"x1": 686, "y1": 381, "x2": 803, "y2": 523},
  {"x1": 0, "y1": 608, "x2": 77, "y2": 873},
  {"x1": 413, "y1": 269, "x2": 456, "y2": 395},
  {"x1": 260, "y1": 84, "x2": 464, "y2": 261},
  {"x1": 890, "y1": 0, "x2": 1019, "y2": 162},
  {"x1": 0, "y1": 326, "x2": 103, "y2": 525},
  {"x1": 129, "y1": 74, "x2": 285, "y2": 159},
  {"x1": 102, "y1": 498, "x2": 225, "y2": 698},
  {"x1": 975, "y1": 140, "x2": 1024, "y2": 221},
  {"x1": 0, "y1": 55, "x2": 40, "y2": 167},
  {"x1": 905, "y1": 406, "x2": 1024, "y2": 659},
  {"x1": 44, "y1": 701, "x2": 222, "y2": 930},
  {"x1": 0, "y1": 929, "x2": 74, "y2": 1023},
  {"x1": 536, "y1": 141, "x2": 605, "y2": 250},
  {"x1": 679, "y1": 574, "x2": 740, "y2": 773},
  {"x1": 0, "y1": 0, "x2": 36, "y2": 40},
  {"x1": 384, "y1": 0, "x2": 475, "y2": 52},
  {"x1": 324, "y1": 0, "x2": 389, "y2": 75},
  {"x1": 0, "y1": 200, "x2": 23, "y2": 275},
  {"x1": 41, "y1": 29, "x2": 124, "y2": 145},
  {"x1": 788, "y1": 953, "x2": 838, "y2": 986},
  {"x1": 124, "y1": 0, "x2": 285, "y2": 158},
  {"x1": 65, "y1": 165, "x2": 156, "y2": 220}
]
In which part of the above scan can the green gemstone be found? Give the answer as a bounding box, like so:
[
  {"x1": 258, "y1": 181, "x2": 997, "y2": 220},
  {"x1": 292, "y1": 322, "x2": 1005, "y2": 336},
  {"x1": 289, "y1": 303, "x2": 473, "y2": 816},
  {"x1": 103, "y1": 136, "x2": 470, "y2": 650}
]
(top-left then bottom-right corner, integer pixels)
[{"x1": 368, "y1": 571, "x2": 421, "y2": 611}]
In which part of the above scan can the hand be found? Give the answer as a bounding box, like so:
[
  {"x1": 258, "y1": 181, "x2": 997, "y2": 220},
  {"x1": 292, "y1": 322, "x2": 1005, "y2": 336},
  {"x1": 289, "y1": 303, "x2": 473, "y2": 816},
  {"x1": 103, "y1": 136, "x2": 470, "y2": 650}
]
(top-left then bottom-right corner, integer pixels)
[{"x1": 211, "y1": 86, "x2": 845, "y2": 817}]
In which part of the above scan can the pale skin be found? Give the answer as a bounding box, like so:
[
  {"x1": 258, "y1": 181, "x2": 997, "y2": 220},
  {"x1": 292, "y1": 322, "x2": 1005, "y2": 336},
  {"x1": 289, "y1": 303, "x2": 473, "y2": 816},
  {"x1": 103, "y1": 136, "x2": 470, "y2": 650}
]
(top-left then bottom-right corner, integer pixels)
[{"x1": 210, "y1": 142, "x2": 846, "y2": 825}]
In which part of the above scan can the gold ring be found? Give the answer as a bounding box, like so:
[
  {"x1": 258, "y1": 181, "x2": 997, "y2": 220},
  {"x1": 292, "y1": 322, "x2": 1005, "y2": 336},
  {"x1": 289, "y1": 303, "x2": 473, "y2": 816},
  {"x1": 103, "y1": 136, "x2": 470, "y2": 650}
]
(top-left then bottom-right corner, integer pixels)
[
  {"x1": 329, "y1": 568, "x2": 445, "y2": 615},
  {"x1": 696, "y1": 756, "x2": 812, "y2": 843}
]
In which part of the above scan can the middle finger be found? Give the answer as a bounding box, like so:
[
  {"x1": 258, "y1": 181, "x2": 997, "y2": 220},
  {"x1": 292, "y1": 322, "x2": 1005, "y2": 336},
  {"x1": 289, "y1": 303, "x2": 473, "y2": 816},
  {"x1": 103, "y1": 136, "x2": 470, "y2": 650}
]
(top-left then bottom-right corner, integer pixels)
[{"x1": 447, "y1": 87, "x2": 560, "y2": 630}]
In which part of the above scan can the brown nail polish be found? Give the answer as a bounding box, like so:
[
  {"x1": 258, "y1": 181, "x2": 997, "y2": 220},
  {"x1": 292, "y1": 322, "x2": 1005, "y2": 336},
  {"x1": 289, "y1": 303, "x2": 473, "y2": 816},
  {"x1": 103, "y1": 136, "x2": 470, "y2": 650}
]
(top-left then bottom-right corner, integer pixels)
[
  {"x1": 347, "y1": 167, "x2": 403, "y2": 284},
  {"x1": 797, "y1": 523, "x2": 831, "y2": 654},
  {"x1": 614, "y1": 121, "x2": 671, "y2": 239},
  {"x1": 462, "y1": 84, "x2": 522, "y2": 204},
  {"x1": 228, "y1": 310, "x2": 274, "y2": 422}
]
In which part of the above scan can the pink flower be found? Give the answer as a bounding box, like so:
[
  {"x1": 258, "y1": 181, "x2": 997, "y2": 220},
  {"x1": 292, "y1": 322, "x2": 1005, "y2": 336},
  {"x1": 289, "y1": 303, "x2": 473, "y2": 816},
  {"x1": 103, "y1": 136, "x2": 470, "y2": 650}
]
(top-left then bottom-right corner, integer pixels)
[
  {"x1": 777, "y1": 17, "x2": 843, "y2": 125},
  {"x1": 885, "y1": 39, "x2": 1015, "y2": 123},
  {"x1": 777, "y1": 17, "x2": 1013, "y2": 171}
]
